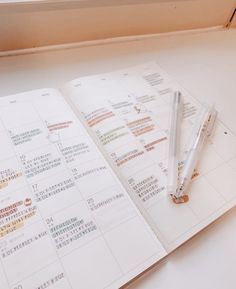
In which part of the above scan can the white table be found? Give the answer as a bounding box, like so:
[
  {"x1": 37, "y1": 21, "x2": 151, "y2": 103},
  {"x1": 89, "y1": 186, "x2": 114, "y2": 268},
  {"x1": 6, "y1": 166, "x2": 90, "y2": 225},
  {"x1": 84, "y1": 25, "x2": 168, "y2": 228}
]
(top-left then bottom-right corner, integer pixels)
[{"x1": 1, "y1": 28, "x2": 236, "y2": 289}]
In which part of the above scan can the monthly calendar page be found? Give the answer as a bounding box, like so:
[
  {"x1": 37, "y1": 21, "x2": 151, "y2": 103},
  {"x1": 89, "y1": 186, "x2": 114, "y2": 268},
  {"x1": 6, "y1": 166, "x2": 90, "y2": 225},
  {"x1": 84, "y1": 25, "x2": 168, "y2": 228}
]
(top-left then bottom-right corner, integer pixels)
[
  {"x1": 64, "y1": 62, "x2": 236, "y2": 252},
  {"x1": 0, "y1": 88, "x2": 166, "y2": 289}
]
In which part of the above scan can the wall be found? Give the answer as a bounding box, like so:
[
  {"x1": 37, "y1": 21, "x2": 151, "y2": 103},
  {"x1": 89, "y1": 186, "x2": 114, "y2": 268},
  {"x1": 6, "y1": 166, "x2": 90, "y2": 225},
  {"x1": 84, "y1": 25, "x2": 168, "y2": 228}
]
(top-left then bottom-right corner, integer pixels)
[{"x1": 0, "y1": 0, "x2": 235, "y2": 51}]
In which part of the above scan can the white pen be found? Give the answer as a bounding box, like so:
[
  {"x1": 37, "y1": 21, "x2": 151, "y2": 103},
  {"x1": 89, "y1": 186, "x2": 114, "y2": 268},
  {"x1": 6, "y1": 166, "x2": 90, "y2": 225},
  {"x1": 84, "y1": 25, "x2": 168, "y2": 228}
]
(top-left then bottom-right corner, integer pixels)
[
  {"x1": 173, "y1": 103, "x2": 217, "y2": 203},
  {"x1": 167, "y1": 91, "x2": 183, "y2": 197}
]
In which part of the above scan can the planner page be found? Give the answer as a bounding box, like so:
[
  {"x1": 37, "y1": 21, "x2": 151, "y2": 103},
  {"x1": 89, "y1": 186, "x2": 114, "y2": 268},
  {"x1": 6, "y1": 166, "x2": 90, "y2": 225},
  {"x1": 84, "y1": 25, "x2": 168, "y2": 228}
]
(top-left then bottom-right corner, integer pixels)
[
  {"x1": 64, "y1": 62, "x2": 236, "y2": 252},
  {"x1": 0, "y1": 88, "x2": 166, "y2": 289}
]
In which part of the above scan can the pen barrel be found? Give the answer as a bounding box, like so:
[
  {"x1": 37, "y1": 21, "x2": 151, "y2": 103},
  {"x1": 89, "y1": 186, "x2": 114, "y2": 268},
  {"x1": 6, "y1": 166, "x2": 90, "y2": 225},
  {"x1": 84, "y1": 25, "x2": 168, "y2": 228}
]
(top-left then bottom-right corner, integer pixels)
[
  {"x1": 177, "y1": 148, "x2": 200, "y2": 197},
  {"x1": 167, "y1": 156, "x2": 178, "y2": 194},
  {"x1": 176, "y1": 105, "x2": 217, "y2": 198},
  {"x1": 167, "y1": 91, "x2": 183, "y2": 195}
]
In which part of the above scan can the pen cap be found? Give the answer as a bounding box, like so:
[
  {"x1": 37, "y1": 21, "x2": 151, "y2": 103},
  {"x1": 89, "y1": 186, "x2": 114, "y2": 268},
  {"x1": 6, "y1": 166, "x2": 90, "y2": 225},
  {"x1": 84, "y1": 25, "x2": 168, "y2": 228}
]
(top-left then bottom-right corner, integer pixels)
[
  {"x1": 188, "y1": 102, "x2": 216, "y2": 150},
  {"x1": 168, "y1": 91, "x2": 183, "y2": 153},
  {"x1": 206, "y1": 108, "x2": 217, "y2": 137}
]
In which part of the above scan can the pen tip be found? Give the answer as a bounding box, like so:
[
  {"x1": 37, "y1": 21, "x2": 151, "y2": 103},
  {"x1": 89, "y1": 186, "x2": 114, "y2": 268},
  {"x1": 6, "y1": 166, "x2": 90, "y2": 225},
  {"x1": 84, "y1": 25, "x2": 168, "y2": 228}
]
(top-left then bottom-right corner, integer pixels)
[{"x1": 171, "y1": 194, "x2": 189, "y2": 204}]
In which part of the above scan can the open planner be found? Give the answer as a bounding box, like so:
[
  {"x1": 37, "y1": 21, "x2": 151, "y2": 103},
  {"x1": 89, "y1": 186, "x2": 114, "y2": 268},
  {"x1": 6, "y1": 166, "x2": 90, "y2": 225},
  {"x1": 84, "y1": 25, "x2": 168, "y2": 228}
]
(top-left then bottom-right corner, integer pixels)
[{"x1": 1, "y1": 62, "x2": 236, "y2": 289}]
